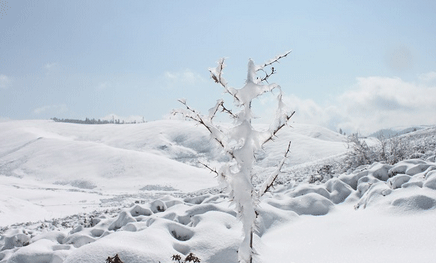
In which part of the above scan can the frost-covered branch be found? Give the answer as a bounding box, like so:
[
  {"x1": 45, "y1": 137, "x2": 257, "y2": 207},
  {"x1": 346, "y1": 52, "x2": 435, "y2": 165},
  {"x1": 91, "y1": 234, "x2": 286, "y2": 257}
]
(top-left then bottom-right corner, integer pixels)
[
  {"x1": 259, "y1": 66, "x2": 276, "y2": 83},
  {"x1": 198, "y1": 161, "x2": 228, "y2": 185},
  {"x1": 209, "y1": 58, "x2": 240, "y2": 103},
  {"x1": 259, "y1": 141, "x2": 292, "y2": 196},
  {"x1": 263, "y1": 110, "x2": 295, "y2": 145},
  {"x1": 255, "y1": 50, "x2": 292, "y2": 72},
  {"x1": 219, "y1": 102, "x2": 236, "y2": 119},
  {"x1": 209, "y1": 58, "x2": 226, "y2": 86},
  {"x1": 207, "y1": 99, "x2": 224, "y2": 122},
  {"x1": 174, "y1": 99, "x2": 236, "y2": 159},
  {"x1": 199, "y1": 161, "x2": 220, "y2": 176},
  {"x1": 208, "y1": 99, "x2": 237, "y2": 121}
]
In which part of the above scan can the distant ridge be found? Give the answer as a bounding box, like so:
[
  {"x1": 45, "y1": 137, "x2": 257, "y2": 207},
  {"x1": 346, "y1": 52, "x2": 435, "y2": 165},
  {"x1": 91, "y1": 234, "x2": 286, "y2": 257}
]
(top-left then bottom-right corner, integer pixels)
[{"x1": 369, "y1": 125, "x2": 435, "y2": 138}]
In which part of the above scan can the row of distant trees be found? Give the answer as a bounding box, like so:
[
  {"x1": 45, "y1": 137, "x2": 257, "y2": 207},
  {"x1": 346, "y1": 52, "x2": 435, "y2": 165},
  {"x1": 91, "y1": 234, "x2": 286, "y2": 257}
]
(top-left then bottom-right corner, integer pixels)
[{"x1": 51, "y1": 117, "x2": 145, "y2": 125}]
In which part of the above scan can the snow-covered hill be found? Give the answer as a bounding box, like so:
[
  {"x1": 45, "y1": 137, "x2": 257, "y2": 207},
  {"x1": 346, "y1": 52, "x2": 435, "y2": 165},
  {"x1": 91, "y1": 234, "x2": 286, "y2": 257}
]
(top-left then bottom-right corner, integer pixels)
[
  {"x1": 0, "y1": 120, "x2": 220, "y2": 226},
  {"x1": 0, "y1": 120, "x2": 347, "y2": 226},
  {"x1": 369, "y1": 125, "x2": 436, "y2": 138},
  {"x1": 1, "y1": 120, "x2": 435, "y2": 263}
]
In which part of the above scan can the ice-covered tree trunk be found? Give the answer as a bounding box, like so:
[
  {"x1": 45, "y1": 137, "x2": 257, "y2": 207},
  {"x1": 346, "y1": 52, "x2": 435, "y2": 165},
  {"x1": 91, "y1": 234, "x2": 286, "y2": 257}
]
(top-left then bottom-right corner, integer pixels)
[{"x1": 175, "y1": 51, "x2": 294, "y2": 263}]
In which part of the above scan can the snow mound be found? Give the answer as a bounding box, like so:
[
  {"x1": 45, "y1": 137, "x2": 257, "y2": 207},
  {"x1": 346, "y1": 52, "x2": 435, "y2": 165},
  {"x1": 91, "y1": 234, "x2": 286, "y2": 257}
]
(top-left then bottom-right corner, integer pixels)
[
  {"x1": 337, "y1": 159, "x2": 436, "y2": 211},
  {"x1": 266, "y1": 193, "x2": 334, "y2": 216},
  {"x1": 0, "y1": 195, "x2": 241, "y2": 263},
  {"x1": 1, "y1": 159, "x2": 435, "y2": 262}
]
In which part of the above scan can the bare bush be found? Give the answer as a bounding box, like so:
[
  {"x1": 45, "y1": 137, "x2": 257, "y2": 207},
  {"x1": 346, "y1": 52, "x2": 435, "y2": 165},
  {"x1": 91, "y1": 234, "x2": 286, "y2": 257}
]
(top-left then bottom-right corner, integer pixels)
[
  {"x1": 106, "y1": 254, "x2": 124, "y2": 263},
  {"x1": 172, "y1": 253, "x2": 201, "y2": 263},
  {"x1": 343, "y1": 133, "x2": 378, "y2": 171},
  {"x1": 343, "y1": 128, "x2": 436, "y2": 173}
]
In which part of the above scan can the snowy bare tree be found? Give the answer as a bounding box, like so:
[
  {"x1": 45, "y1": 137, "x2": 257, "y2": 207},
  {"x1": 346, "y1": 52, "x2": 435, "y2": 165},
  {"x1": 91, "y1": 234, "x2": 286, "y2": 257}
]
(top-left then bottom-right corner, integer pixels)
[{"x1": 174, "y1": 51, "x2": 294, "y2": 263}]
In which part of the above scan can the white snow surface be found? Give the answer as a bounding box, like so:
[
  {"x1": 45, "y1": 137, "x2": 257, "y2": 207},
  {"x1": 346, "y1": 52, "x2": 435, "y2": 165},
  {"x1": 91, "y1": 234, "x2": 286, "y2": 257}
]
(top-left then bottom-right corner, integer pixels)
[{"x1": 1, "y1": 120, "x2": 435, "y2": 262}]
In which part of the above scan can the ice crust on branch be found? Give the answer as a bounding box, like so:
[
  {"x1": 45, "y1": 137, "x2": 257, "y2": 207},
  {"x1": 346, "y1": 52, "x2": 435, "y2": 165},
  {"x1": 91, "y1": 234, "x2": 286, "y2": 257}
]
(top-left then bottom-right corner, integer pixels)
[
  {"x1": 208, "y1": 58, "x2": 240, "y2": 103},
  {"x1": 259, "y1": 141, "x2": 292, "y2": 195},
  {"x1": 174, "y1": 50, "x2": 293, "y2": 263},
  {"x1": 255, "y1": 50, "x2": 292, "y2": 72}
]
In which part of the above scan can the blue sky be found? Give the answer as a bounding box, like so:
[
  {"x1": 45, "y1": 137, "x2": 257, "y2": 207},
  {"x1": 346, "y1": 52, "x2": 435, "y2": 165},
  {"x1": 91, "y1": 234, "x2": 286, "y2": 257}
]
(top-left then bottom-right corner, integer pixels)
[{"x1": 1, "y1": 0, "x2": 435, "y2": 134}]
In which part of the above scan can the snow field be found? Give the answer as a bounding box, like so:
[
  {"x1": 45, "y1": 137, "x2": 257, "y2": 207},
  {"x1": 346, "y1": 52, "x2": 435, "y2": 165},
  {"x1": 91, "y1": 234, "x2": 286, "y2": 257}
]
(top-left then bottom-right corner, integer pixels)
[
  {"x1": 1, "y1": 120, "x2": 435, "y2": 262},
  {"x1": 0, "y1": 120, "x2": 348, "y2": 225},
  {"x1": 1, "y1": 158, "x2": 436, "y2": 262}
]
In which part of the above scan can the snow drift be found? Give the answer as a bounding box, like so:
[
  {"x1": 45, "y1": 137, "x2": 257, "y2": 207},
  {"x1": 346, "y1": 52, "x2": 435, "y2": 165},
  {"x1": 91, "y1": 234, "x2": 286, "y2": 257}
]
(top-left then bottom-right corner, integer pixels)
[
  {"x1": 1, "y1": 158, "x2": 436, "y2": 262},
  {"x1": 1, "y1": 120, "x2": 435, "y2": 263}
]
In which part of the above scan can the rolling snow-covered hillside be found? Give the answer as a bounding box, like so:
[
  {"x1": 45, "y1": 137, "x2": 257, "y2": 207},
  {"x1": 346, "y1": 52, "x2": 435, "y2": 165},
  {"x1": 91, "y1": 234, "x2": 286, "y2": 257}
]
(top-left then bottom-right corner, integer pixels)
[
  {"x1": 0, "y1": 120, "x2": 347, "y2": 226},
  {"x1": 1, "y1": 120, "x2": 435, "y2": 263}
]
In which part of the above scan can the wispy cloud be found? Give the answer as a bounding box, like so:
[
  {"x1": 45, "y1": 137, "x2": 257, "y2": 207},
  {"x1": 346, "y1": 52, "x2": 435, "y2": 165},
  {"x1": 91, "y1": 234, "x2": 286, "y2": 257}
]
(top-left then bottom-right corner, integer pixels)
[
  {"x1": 44, "y1": 62, "x2": 59, "y2": 75},
  {"x1": 0, "y1": 116, "x2": 10, "y2": 122},
  {"x1": 164, "y1": 69, "x2": 205, "y2": 88},
  {"x1": 419, "y1": 71, "x2": 436, "y2": 83},
  {"x1": 276, "y1": 74, "x2": 436, "y2": 135},
  {"x1": 44, "y1": 62, "x2": 58, "y2": 70},
  {"x1": 96, "y1": 81, "x2": 111, "y2": 91},
  {"x1": 0, "y1": 74, "x2": 11, "y2": 89},
  {"x1": 33, "y1": 104, "x2": 68, "y2": 115}
]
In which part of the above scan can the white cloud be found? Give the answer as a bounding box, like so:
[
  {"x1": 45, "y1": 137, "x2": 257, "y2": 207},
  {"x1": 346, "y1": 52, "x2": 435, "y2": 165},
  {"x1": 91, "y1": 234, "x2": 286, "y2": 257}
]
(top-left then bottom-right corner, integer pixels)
[
  {"x1": 281, "y1": 94, "x2": 329, "y2": 126},
  {"x1": 0, "y1": 116, "x2": 11, "y2": 122},
  {"x1": 338, "y1": 76, "x2": 436, "y2": 133},
  {"x1": 44, "y1": 62, "x2": 59, "y2": 75},
  {"x1": 44, "y1": 62, "x2": 58, "y2": 70},
  {"x1": 419, "y1": 71, "x2": 436, "y2": 83},
  {"x1": 96, "y1": 82, "x2": 111, "y2": 91},
  {"x1": 276, "y1": 75, "x2": 436, "y2": 135},
  {"x1": 33, "y1": 104, "x2": 68, "y2": 115},
  {"x1": 0, "y1": 74, "x2": 11, "y2": 89},
  {"x1": 164, "y1": 69, "x2": 205, "y2": 87}
]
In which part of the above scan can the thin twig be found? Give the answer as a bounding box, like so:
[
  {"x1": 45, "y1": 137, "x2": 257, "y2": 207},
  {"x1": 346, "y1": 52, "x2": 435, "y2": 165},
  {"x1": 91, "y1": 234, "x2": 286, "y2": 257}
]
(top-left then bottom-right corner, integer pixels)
[
  {"x1": 176, "y1": 99, "x2": 236, "y2": 159},
  {"x1": 256, "y1": 50, "x2": 292, "y2": 72},
  {"x1": 260, "y1": 141, "x2": 292, "y2": 196},
  {"x1": 199, "y1": 161, "x2": 219, "y2": 176},
  {"x1": 263, "y1": 111, "x2": 295, "y2": 145},
  {"x1": 209, "y1": 58, "x2": 241, "y2": 103},
  {"x1": 259, "y1": 67, "x2": 276, "y2": 83},
  {"x1": 219, "y1": 102, "x2": 237, "y2": 119}
]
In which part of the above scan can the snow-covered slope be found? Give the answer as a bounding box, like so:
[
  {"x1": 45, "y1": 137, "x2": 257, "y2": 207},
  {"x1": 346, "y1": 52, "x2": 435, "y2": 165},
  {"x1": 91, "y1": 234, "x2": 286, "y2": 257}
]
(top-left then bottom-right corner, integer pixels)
[
  {"x1": 259, "y1": 122, "x2": 347, "y2": 168},
  {"x1": 1, "y1": 119, "x2": 435, "y2": 263},
  {"x1": 0, "y1": 120, "x2": 217, "y2": 192},
  {"x1": 0, "y1": 119, "x2": 349, "y2": 190},
  {"x1": 1, "y1": 159, "x2": 436, "y2": 263},
  {"x1": 0, "y1": 120, "x2": 347, "y2": 226},
  {"x1": 369, "y1": 125, "x2": 435, "y2": 138},
  {"x1": 0, "y1": 120, "x2": 218, "y2": 226}
]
